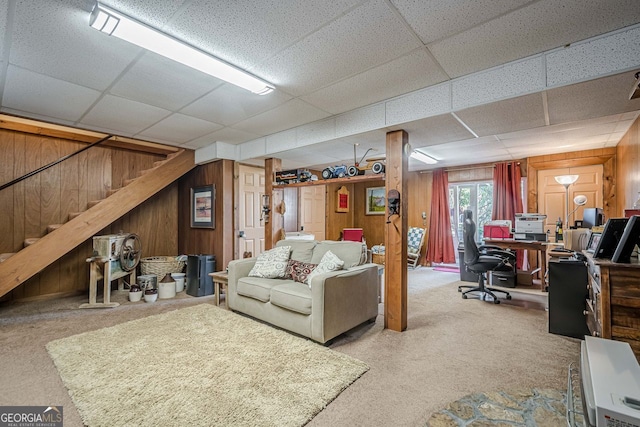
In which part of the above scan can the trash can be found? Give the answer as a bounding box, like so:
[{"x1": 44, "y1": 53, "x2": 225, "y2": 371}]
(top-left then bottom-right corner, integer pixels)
[
  {"x1": 458, "y1": 243, "x2": 479, "y2": 282},
  {"x1": 186, "y1": 254, "x2": 216, "y2": 297}
]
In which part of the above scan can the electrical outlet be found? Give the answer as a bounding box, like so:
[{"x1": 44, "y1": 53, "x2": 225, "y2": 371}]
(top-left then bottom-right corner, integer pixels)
[{"x1": 422, "y1": 211, "x2": 426, "y2": 219}]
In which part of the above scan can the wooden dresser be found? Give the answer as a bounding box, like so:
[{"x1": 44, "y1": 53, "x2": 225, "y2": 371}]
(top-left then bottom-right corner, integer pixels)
[{"x1": 584, "y1": 251, "x2": 640, "y2": 360}]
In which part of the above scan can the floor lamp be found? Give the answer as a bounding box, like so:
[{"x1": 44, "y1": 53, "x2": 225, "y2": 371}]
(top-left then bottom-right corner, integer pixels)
[{"x1": 554, "y1": 175, "x2": 579, "y2": 227}]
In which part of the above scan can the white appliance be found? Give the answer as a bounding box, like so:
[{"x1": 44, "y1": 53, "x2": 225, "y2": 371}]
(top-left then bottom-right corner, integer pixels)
[
  {"x1": 576, "y1": 336, "x2": 640, "y2": 427},
  {"x1": 514, "y1": 213, "x2": 546, "y2": 234}
]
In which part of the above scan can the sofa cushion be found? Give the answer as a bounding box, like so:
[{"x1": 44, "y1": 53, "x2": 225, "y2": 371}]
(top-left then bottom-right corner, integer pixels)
[
  {"x1": 248, "y1": 245, "x2": 291, "y2": 278},
  {"x1": 276, "y1": 240, "x2": 316, "y2": 263},
  {"x1": 307, "y1": 250, "x2": 344, "y2": 286},
  {"x1": 311, "y1": 241, "x2": 366, "y2": 268},
  {"x1": 285, "y1": 259, "x2": 317, "y2": 284},
  {"x1": 237, "y1": 277, "x2": 290, "y2": 302},
  {"x1": 270, "y1": 282, "x2": 312, "y2": 315}
]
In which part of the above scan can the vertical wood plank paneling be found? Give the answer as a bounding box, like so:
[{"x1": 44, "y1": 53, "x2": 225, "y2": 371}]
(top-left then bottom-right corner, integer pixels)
[
  {"x1": 354, "y1": 180, "x2": 385, "y2": 246},
  {"x1": 39, "y1": 138, "x2": 62, "y2": 295},
  {"x1": 407, "y1": 171, "x2": 431, "y2": 265},
  {"x1": 22, "y1": 135, "x2": 42, "y2": 297},
  {"x1": 325, "y1": 182, "x2": 354, "y2": 241},
  {"x1": 616, "y1": 116, "x2": 639, "y2": 213},
  {"x1": 0, "y1": 130, "x2": 14, "y2": 253},
  {"x1": 282, "y1": 187, "x2": 299, "y2": 232}
]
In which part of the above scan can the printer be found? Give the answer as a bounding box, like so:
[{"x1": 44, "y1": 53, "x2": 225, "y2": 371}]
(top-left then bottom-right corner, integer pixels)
[{"x1": 514, "y1": 213, "x2": 547, "y2": 241}]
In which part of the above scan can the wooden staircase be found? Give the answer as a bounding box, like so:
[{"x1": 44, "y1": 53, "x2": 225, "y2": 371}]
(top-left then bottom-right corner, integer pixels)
[{"x1": 0, "y1": 149, "x2": 195, "y2": 297}]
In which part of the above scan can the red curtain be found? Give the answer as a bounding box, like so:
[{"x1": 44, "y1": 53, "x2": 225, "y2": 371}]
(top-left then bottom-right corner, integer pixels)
[
  {"x1": 492, "y1": 161, "x2": 524, "y2": 268},
  {"x1": 426, "y1": 169, "x2": 455, "y2": 264}
]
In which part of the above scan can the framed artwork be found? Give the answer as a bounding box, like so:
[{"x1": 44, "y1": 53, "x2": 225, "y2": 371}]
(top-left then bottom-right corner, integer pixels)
[
  {"x1": 190, "y1": 185, "x2": 215, "y2": 228},
  {"x1": 336, "y1": 186, "x2": 349, "y2": 213},
  {"x1": 366, "y1": 186, "x2": 386, "y2": 215},
  {"x1": 586, "y1": 232, "x2": 601, "y2": 254}
]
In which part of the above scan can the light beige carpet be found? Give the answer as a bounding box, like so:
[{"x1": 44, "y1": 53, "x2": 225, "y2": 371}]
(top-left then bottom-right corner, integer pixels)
[{"x1": 46, "y1": 304, "x2": 368, "y2": 427}]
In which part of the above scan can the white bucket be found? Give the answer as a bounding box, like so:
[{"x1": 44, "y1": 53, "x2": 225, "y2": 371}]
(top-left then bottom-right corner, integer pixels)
[
  {"x1": 158, "y1": 280, "x2": 176, "y2": 299},
  {"x1": 171, "y1": 273, "x2": 186, "y2": 292}
]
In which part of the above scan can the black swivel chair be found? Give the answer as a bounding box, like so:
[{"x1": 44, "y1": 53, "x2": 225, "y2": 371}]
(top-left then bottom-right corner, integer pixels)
[{"x1": 457, "y1": 210, "x2": 514, "y2": 304}]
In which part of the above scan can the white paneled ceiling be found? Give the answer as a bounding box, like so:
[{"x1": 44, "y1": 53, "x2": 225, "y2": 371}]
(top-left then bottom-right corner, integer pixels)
[{"x1": 0, "y1": 0, "x2": 639, "y2": 172}]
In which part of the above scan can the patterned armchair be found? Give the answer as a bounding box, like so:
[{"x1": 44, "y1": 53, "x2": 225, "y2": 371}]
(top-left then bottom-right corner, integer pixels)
[{"x1": 407, "y1": 227, "x2": 426, "y2": 269}]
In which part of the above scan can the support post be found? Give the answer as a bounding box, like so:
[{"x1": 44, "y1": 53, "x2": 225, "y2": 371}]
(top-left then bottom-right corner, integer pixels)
[
  {"x1": 264, "y1": 158, "x2": 281, "y2": 250},
  {"x1": 384, "y1": 130, "x2": 408, "y2": 332}
]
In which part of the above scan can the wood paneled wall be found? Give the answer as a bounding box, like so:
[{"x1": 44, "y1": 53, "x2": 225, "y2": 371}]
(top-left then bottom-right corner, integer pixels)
[
  {"x1": 0, "y1": 129, "x2": 179, "y2": 302},
  {"x1": 178, "y1": 159, "x2": 234, "y2": 272},
  {"x1": 616, "y1": 115, "x2": 640, "y2": 213}
]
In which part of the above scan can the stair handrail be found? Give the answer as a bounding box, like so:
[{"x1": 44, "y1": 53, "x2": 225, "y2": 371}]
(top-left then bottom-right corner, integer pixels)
[{"x1": 0, "y1": 134, "x2": 113, "y2": 192}]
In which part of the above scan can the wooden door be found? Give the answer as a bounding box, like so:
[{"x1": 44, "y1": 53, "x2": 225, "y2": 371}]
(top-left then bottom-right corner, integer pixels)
[
  {"x1": 538, "y1": 165, "x2": 603, "y2": 232},
  {"x1": 238, "y1": 165, "x2": 265, "y2": 258},
  {"x1": 299, "y1": 185, "x2": 326, "y2": 240}
]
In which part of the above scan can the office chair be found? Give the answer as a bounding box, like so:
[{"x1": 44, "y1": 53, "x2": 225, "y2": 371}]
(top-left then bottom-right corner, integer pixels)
[{"x1": 457, "y1": 210, "x2": 514, "y2": 304}]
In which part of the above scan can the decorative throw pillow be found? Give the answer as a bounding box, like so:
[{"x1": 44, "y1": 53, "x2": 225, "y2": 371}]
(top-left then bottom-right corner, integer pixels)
[
  {"x1": 248, "y1": 246, "x2": 291, "y2": 278},
  {"x1": 306, "y1": 250, "x2": 344, "y2": 286},
  {"x1": 285, "y1": 260, "x2": 317, "y2": 284}
]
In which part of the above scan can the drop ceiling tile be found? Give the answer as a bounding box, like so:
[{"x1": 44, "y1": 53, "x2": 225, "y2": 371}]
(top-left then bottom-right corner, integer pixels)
[
  {"x1": 80, "y1": 95, "x2": 171, "y2": 135},
  {"x1": 11, "y1": 0, "x2": 140, "y2": 90},
  {"x1": 0, "y1": 0, "x2": 7, "y2": 59},
  {"x1": 170, "y1": 0, "x2": 362, "y2": 72},
  {"x1": 99, "y1": 0, "x2": 184, "y2": 29},
  {"x1": 452, "y1": 56, "x2": 544, "y2": 110},
  {"x1": 3, "y1": 66, "x2": 101, "y2": 122},
  {"x1": 546, "y1": 25, "x2": 640, "y2": 88},
  {"x1": 455, "y1": 93, "x2": 546, "y2": 137},
  {"x1": 181, "y1": 84, "x2": 292, "y2": 126},
  {"x1": 255, "y1": 0, "x2": 422, "y2": 96},
  {"x1": 266, "y1": 130, "x2": 296, "y2": 153},
  {"x1": 137, "y1": 113, "x2": 223, "y2": 144},
  {"x1": 391, "y1": 0, "x2": 531, "y2": 44},
  {"x1": 192, "y1": 128, "x2": 260, "y2": 146},
  {"x1": 428, "y1": 0, "x2": 640, "y2": 78},
  {"x1": 232, "y1": 99, "x2": 330, "y2": 136},
  {"x1": 385, "y1": 83, "x2": 451, "y2": 126},
  {"x1": 296, "y1": 118, "x2": 336, "y2": 147},
  {"x1": 389, "y1": 114, "x2": 475, "y2": 147},
  {"x1": 301, "y1": 50, "x2": 448, "y2": 115},
  {"x1": 547, "y1": 73, "x2": 640, "y2": 124},
  {"x1": 335, "y1": 104, "x2": 386, "y2": 138},
  {"x1": 110, "y1": 53, "x2": 224, "y2": 111}
]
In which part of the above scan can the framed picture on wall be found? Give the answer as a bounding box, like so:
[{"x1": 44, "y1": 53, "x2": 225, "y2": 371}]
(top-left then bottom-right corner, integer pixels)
[
  {"x1": 190, "y1": 184, "x2": 215, "y2": 228},
  {"x1": 366, "y1": 186, "x2": 386, "y2": 215}
]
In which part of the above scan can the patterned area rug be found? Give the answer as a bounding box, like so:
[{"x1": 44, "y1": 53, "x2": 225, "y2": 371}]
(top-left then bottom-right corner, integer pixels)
[
  {"x1": 47, "y1": 304, "x2": 368, "y2": 427},
  {"x1": 427, "y1": 388, "x2": 582, "y2": 426}
]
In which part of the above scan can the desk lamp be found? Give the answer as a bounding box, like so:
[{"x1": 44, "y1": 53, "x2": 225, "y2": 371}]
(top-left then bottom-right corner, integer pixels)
[{"x1": 555, "y1": 175, "x2": 579, "y2": 227}]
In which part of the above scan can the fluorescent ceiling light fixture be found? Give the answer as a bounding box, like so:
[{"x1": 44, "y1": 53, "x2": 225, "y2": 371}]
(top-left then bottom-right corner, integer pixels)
[
  {"x1": 410, "y1": 150, "x2": 438, "y2": 164},
  {"x1": 89, "y1": 2, "x2": 274, "y2": 95}
]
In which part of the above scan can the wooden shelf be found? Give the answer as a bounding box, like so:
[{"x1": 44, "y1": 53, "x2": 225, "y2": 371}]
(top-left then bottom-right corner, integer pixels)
[{"x1": 273, "y1": 173, "x2": 385, "y2": 188}]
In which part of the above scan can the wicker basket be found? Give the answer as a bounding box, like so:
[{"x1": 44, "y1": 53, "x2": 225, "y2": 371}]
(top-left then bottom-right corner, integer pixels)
[
  {"x1": 140, "y1": 256, "x2": 186, "y2": 277},
  {"x1": 372, "y1": 253, "x2": 385, "y2": 265}
]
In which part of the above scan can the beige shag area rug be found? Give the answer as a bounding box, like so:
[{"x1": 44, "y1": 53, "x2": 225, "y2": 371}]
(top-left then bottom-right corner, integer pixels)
[{"x1": 46, "y1": 304, "x2": 368, "y2": 427}]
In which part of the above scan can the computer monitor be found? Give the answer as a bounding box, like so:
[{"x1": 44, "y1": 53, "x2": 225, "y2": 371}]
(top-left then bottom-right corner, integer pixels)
[
  {"x1": 583, "y1": 208, "x2": 604, "y2": 229},
  {"x1": 593, "y1": 218, "x2": 628, "y2": 259},
  {"x1": 611, "y1": 216, "x2": 640, "y2": 263}
]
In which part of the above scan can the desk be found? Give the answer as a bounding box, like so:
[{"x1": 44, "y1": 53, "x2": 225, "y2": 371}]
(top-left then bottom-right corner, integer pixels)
[{"x1": 483, "y1": 239, "x2": 550, "y2": 291}]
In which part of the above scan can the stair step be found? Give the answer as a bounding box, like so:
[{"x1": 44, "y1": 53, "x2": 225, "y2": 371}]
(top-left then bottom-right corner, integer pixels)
[
  {"x1": 0, "y1": 253, "x2": 16, "y2": 263},
  {"x1": 139, "y1": 168, "x2": 154, "y2": 176},
  {"x1": 123, "y1": 178, "x2": 136, "y2": 186},
  {"x1": 47, "y1": 224, "x2": 63, "y2": 233},
  {"x1": 87, "y1": 200, "x2": 103, "y2": 208},
  {"x1": 153, "y1": 160, "x2": 166, "y2": 168},
  {"x1": 24, "y1": 238, "x2": 39, "y2": 247},
  {"x1": 68, "y1": 212, "x2": 83, "y2": 220},
  {"x1": 106, "y1": 188, "x2": 120, "y2": 197}
]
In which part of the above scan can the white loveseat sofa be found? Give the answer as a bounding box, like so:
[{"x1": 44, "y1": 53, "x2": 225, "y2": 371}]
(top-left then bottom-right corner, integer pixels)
[{"x1": 227, "y1": 240, "x2": 379, "y2": 343}]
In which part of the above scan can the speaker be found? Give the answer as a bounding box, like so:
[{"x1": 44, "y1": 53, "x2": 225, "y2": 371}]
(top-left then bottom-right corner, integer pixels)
[
  {"x1": 582, "y1": 208, "x2": 603, "y2": 229},
  {"x1": 186, "y1": 254, "x2": 216, "y2": 297}
]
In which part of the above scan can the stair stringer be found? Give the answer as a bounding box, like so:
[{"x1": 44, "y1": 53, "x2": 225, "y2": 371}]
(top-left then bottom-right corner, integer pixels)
[{"x1": 0, "y1": 149, "x2": 196, "y2": 297}]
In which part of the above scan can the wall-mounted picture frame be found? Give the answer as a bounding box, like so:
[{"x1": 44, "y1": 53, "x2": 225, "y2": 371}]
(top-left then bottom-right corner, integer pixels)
[
  {"x1": 366, "y1": 186, "x2": 386, "y2": 215},
  {"x1": 190, "y1": 184, "x2": 215, "y2": 228}
]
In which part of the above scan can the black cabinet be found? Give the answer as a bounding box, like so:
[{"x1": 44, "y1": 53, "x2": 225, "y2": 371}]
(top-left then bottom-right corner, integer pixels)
[
  {"x1": 548, "y1": 258, "x2": 589, "y2": 339},
  {"x1": 186, "y1": 254, "x2": 216, "y2": 297}
]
